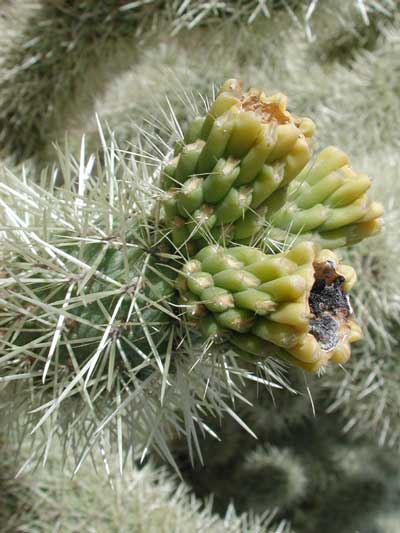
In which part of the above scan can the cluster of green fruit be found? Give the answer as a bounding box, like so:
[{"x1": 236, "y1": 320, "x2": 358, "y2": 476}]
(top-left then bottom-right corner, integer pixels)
[
  {"x1": 176, "y1": 242, "x2": 361, "y2": 372},
  {"x1": 160, "y1": 79, "x2": 383, "y2": 371},
  {"x1": 161, "y1": 79, "x2": 382, "y2": 252},
  {"x1": 269, "y1": 146, "x2": 383, "y2": 249},
  {"x1": 161, "y1": 79, "x2": 313, "y2": 249}
]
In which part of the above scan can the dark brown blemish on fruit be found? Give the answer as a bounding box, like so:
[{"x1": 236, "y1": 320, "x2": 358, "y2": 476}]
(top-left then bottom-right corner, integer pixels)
[{"x1": 309, "y1": 260, "x2": 351, "y2": 351}]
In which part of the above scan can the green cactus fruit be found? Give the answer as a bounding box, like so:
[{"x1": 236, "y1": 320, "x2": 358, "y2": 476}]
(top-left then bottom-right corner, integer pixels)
[
  {"x1": 160, "y1": 157, "x2": 180, "y2": 190},
  {"x1": 160, "y1": 79, "x2": 314, "y2": 247},
  {"x1": 161, "y1": 82, "x2": 382, "y2": 251},
  {"x1": 201, "y1": 286, "x2": 235, "y2": 313},
  {"x1": 202, "y1": 158, "x2": 240, "y2": 203},
  {"x1": 266, "y1": 146, "x2": 383, "y2": 248},
  {"x1": 176, "y1": 242, "x2": 362, "y2": 371},
  {"x1": 175, "y1": 140, "x2": 206, "y2": 184}
]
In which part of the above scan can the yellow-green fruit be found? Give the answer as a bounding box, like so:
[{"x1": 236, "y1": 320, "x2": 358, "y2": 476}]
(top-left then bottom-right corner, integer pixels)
[
  {"x1": 267, "y1": 146, "x2": 383, "y2": 248},
  {"x1": 160, "y1": 81, "x2": 382, "y2": 251},
  {"x1": 176, "y1": 242, "x2": 361, "y2": 372},
  {"x1": 160, "y1": 79, "x2": 314, "y2": 248}
]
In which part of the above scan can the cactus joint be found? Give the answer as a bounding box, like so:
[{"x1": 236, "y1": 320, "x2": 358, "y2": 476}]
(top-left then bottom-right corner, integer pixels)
[{"x1": 309, "y1": 261, "x2": 351, "y2": 351}]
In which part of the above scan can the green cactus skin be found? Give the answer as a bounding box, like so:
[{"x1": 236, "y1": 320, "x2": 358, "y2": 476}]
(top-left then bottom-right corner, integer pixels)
[
  {"x1": 176, "y1": 242, "x2": 362, "y2": 371},
  {"x1": 175, "y1": 141, "x2": 206, "y2": 184},
  {"x1": 202, "y1": 158, "x2": 240, "y2": 203}
]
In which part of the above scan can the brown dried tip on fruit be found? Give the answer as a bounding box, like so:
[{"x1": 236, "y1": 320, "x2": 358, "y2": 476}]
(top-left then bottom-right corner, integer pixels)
[{"x1": 239, "y1": 93, "x2": 291, "y2": 124}]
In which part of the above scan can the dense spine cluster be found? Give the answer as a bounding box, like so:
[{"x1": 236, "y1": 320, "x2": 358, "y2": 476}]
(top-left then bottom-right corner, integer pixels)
[
  {"x1": 176, "y1": 242, "x2": 361, "y2": 371},
  {"x1": 3, "y1": 237, "x2": 175, "y2": 371}
]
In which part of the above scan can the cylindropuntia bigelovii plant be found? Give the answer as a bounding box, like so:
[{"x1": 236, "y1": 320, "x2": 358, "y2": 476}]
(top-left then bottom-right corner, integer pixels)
[{"x1": 0, "y1": 80, "x2": 383, "y2": 468}]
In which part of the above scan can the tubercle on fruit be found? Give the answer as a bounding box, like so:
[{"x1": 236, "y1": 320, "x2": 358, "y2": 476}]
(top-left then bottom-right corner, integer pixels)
[{"x1": 175, "y1": 242, "x2": 361, "y2": 372}]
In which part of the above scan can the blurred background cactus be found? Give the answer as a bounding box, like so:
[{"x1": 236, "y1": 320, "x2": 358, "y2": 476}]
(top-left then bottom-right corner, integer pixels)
[{"x1": 1, "y1": 1, "x2": 400, "y2": 531}]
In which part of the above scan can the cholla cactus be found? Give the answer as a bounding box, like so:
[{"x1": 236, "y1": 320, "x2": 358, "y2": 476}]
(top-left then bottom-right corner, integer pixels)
[
  {"x1": 268, "y1": 146, "x2": 383, "y2": 248},
  {"x1": 169, "y1": 386, "x2": 400, "y2": 532},
  {"x1": 0, "y1": 1, "x2": 165, "y2": 162},
  {"x1": 161, "y1": 79, "x2": 314, "y2": 248},
  {"x1": 0, "y1": 78, "x2": 383, "y2": 469},
  {"x1": 322, "y1": 149, "x2": 400, "y2": 451},
  {"x1": 0, "y1": 141, "x2": 272, "y2": 469}
]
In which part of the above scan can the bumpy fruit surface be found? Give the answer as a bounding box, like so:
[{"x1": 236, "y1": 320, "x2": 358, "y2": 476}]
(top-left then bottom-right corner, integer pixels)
[
  {"x1": 266, "y1": 146, "x2": 383, "y2": 248},
  {"x1": 176, "y1": 242, "x2": 361, "y2": 372},
  {"x1": 160, "y1": 80, "x2": 382, "y2": 251},
  {"x1": 160, "y1": 79, "x2": 315, "y2": 249}
]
